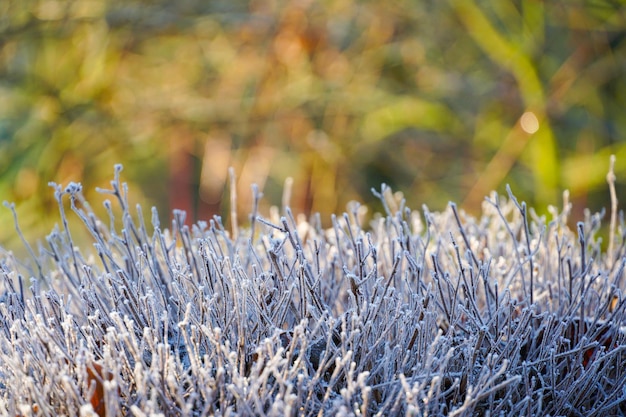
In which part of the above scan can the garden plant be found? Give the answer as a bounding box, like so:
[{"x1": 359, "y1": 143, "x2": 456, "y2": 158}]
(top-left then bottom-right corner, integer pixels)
[{"x1": 1, "y1": 161, "x2": 626, "y2": 416}]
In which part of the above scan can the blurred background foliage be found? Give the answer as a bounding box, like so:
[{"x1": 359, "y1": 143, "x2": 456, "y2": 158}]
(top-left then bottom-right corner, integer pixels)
[{"x1": 0, "y1": 0, "x2": 625, "y2": 250}]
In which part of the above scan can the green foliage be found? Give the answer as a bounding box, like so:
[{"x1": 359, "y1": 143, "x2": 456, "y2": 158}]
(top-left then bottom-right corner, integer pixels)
[{"x1": 0, "y1": 0, "x2": 625, "y2": 250}]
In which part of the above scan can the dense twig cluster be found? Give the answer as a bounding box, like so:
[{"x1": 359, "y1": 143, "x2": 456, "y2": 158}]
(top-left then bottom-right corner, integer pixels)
[{"x1": 1, "y1": 164, "x2": 626, "y2": 416}]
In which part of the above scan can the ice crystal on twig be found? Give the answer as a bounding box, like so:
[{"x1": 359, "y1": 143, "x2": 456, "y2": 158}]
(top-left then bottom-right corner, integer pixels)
[{"x1": 1, "y1": 163, "x2": 626, "y2": 416}]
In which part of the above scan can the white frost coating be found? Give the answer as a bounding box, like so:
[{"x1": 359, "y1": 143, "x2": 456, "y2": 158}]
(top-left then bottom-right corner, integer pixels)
[{"x1": 0, "y1": 170, "x2": 624, "y2": 416}]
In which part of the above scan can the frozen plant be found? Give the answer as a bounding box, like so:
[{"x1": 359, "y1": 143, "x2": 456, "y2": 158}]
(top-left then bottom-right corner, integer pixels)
[{"x1": 1, "y1": 162, "x2": 626, "y2": 417}]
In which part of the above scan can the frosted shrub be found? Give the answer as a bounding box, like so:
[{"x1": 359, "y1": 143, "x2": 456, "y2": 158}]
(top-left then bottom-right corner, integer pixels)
[{"x1": 1, "y1": 164, "x2": 625, "y2": 416}]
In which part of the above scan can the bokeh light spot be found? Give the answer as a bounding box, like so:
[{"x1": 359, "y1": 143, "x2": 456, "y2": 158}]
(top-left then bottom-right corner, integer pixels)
[{"x1": 520, "y1": 111, "x2": 539, "y2": 134}]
